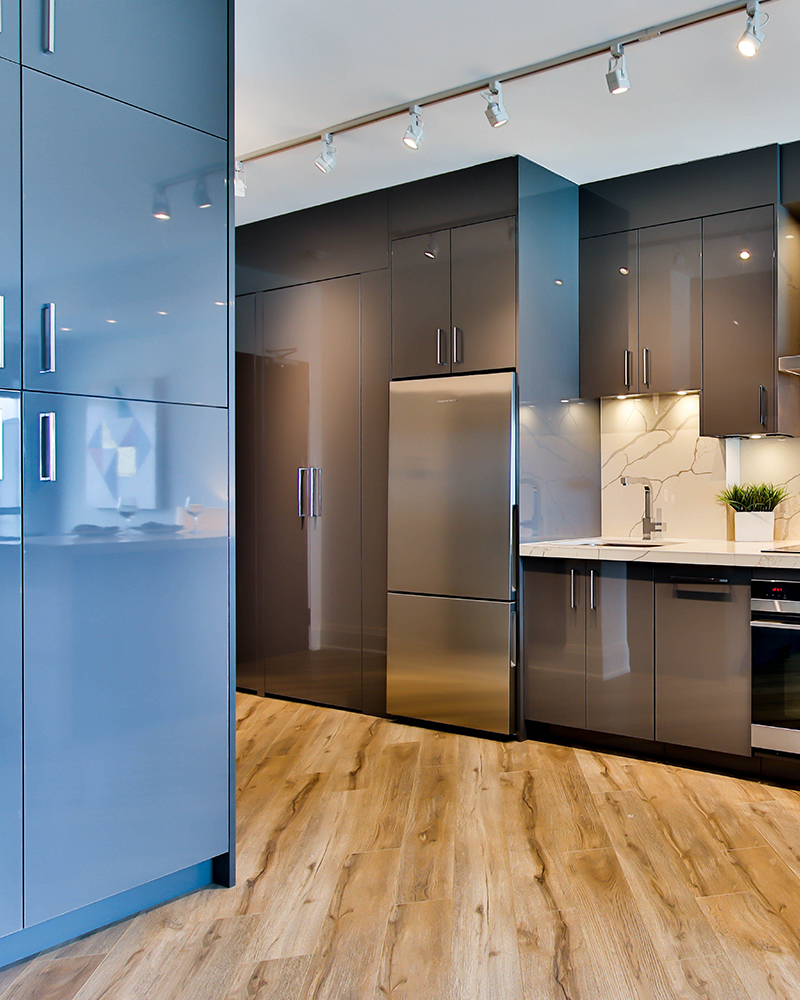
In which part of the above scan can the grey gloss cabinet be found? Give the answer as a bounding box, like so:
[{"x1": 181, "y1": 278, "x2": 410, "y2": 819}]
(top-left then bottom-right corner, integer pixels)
[
  {"x1": 20, "y1": 0, "x2": 227, "y2": 137},
  {"x1": 0, "y1": 0, "x2": 20, "y2": 61},
  {"x1": 391, "y1": 217, "x2": 516, "y2": 378},
  {"x1": 0, "y1": 59, "x2": 20, "y2": 390},
  {"x1": 22, "y1": 393, "x2": 229, "y2": 925},
  {"x1": 0, "y1": 395, "x2": 21, "y2": 937},
  {"x1": 655, "y1": 567, "x2": 751, "y2": 756},
  {"x1": 524, "y1": 560, "x2": 654, "y2": 740},
  {"x1": 701, "y1": 206, "x2": 775, "y2": 437},
  {"x1": 22, "y1": 71, "x2": 228, "y2": 407}
]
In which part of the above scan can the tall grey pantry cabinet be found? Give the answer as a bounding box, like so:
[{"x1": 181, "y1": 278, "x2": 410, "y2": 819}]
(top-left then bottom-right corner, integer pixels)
[{"x1": 0, "y1": 0, "x2": 233, "y2": 965}]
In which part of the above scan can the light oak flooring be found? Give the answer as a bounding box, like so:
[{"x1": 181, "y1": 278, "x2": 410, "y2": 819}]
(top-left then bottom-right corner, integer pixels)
[{"x1": 6, "y1": 695, "x2": 800, "y2": 998}]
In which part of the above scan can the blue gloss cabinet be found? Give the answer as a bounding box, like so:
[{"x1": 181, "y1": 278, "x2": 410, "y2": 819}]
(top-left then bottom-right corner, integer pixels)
[
  {"x1": 0, "y1": 59, "x2": 21, "y2": 390},
  {"x1": 0, "y1": 395, "x2": 22, "y2": 937},
  {"x1": 20, "y1": 0, "x2": 227, "y2": 137},
  {"x1": 22, "y1": 393, "x2": 229, "y2": 926},
  {"x1": 0, "y1": 0, "x2": 20, "y2": 62},
  {"x1": 22, "y1": 70, "x2": 228, "y2": 407}
]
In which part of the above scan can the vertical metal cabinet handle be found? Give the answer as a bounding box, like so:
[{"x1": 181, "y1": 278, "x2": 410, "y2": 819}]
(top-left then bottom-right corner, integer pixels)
[
  {"x1": 39, "y1": 412, "x2": 56, "y2": 482},
  {"x1": 0, "y1": 295, "x2": 5, "y2": 369},
  {"x1": 436, "y1": 328, "x2": 448, "y2": 366},
  {"x1": 452, "y1": 327, "x2": 463, "y2": 365},
  {"x1": 297, "y1": 467, "x2": 308, "y2": 517},
  {"x1": 43, "y1": 0, "x2": 55, "y2": 52},
  {"x1": 570, "y1": 568, "x2": 576, "y2": 610},
  {"x1": 759, "y1": 384, "x2": 767, "y2": 428},
  {"x1": 624, "y1": 350, "x2": 632, "y2": 389},
  {"x1": 41, "y1": 303, "x2": 56, "y2": 373},
  {"x1": 310, "y1": 467, "x2": 322, "y2": 516},
  {"x1": 589, "y1": 568, "x2": 597, "y2": 610},
  {"x1": 642, "y1": 347, "x2": 650, "y2": 386}
]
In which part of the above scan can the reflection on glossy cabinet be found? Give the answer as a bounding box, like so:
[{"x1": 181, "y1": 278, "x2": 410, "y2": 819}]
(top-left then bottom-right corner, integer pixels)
[
  {"x1": 701, "y1": 206, "x2": 775, "y2": 437},
  {"x1": 22, "y1": 393, "x2": 229, "y2": 926},
  {"x1": 0, "y1": 60, "x2": 21, "y2": 390},
  {"x1": 22, "y1": 71, "x2": 228, "y2": 406},
  {"x1": 391, "y1": 230, "x2": 450, "y2": 378},
  {"x1": 0, "y1": 395, "x2": 22, "y2": 937},
  {"x1": 20, "y1": 0, "x2": 227, "y2": 136}
]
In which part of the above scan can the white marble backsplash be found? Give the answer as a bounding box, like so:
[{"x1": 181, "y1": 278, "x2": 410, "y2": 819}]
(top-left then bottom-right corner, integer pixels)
[
  {"x1": 740, "y1": 437, "x2": 800, "y2": 540},
  {"x1": 601, "y1": 394, "x2": 728, "y2": 540}
]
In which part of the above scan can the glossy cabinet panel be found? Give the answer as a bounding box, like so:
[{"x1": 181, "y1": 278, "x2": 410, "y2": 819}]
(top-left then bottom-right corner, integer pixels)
[
  {"x1": 638, "y1": 220, "x2": 702, "y2": 394},
  {"x1": 0, "y1": 0, "x2": 20, "y2": 61},
  {"x1": 579, "y1": 231, "x2": 637, "y2": 397},
  {"x1": 23, "y1": 71, "x2": 227, "y2": 406},
  {"x1": 451, "y1": 217, "x2": 516, "y2": 373},
  {"x1": 391, "y1": 230, "x2": 450, "y2": 378},
  {"x1": 20, "y1": 0, "x2": 227, "y2": 136},
  {"x1": 0, "y1": 59, "x2": 21, "y2": 390},
  {"x1": 655, "y1": 567, "x2": 751, "y2": 756},
  {"x1": 0, "y1": 394, "x2": 22, "y2": 937},
  {"x1": 524, "y1": 560, "x2": 586, "y2": 729},
  {"x1": 701, "y1": 206, "x2": 775, "y2": 437},
  {"x1": 23, "y1": 393, "x2": 229, "y2": 925},
  {"x1": 586, "y1": 562, "x2": 654, "y2": 740}
]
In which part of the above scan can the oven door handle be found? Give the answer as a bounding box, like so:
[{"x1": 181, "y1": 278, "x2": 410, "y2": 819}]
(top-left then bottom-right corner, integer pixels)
[{"x1": 751, "y1": 620, "x2": 800, "y2": 630}]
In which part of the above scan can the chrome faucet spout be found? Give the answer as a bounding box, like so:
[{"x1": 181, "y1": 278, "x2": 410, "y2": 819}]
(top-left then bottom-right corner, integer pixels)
[{"x1": 619, "y1": 475, "x2": 665, "y2": 539}]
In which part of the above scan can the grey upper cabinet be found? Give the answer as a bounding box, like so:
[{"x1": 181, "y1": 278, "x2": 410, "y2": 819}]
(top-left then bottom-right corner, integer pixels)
[
  {"x1": 0, "y1": 0, "x2": 20, "y2": 61},
  {"x1": 580, "y1": 221, "x2": 701, "y2": 398},
  {"x1": 701, "y1": 206, "x2": 775, "y2": 437},
  {"x1": 20, "y1": 0, "x2": 227, "y2": 136},
  {"x1": 0, "y1": 395, "x2": 21, "y2": 938},
  {"x1": 391, "y1": 217, "x2": 516, "y2": 378},
  {"x1": 0, "y1": 59, "x2": 20, "y2": 391},
  {"x1": 655, "y1": 567, "x2": 751, "y2": 756},
  {"x1": 579, "y1": 231, "x2": 637, "y2": 398},
  {"x1": 22, "y1": 71, "x2": 228, "y2": 406},
  {"x1": 23, "y1": 392, "x2": 230, "y2": 925}
]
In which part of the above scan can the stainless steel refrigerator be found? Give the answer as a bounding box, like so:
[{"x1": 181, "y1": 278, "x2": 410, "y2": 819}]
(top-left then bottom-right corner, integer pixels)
[{"x1": 386, "y1": 371, "x2": 517, "y2": 735}]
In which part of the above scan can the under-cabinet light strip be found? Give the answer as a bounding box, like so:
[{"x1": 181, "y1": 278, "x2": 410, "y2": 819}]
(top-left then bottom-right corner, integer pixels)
[{"x1": 237, "y1": 0, "x2": 778, "y2": 165}]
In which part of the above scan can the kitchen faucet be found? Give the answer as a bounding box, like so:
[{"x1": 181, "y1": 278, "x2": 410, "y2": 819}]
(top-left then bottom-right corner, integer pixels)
[{"x1": 619, "y1": 476, "x2": 666, "y2": 539}]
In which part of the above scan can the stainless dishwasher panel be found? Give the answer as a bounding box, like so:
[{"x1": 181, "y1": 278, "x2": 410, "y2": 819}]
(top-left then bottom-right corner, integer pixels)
[
  {"x1": 387, "y1": 372, "x2": 516, "y2": 601},
  {"x1": 386, "y1": 592, "x2": 513, "y2": 734}
]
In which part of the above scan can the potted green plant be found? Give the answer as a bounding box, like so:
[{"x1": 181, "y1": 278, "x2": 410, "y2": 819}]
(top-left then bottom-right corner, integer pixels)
[{"x1": 716, "y1": 483, "x2": 789, "y2": 541}]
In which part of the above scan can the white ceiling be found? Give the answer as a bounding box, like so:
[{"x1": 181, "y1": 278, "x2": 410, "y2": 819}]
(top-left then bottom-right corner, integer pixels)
[{"x1": 235, "y1": 0, "x2": 799, "y2": 226}]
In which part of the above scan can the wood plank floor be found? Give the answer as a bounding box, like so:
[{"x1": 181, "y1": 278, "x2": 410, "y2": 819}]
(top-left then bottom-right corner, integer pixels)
[{"x1": 5, "y1": 694, "x2": 800, "y2": 998}]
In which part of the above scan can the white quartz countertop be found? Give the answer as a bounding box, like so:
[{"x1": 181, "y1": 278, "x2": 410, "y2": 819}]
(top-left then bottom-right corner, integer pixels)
[{"x1": 519, "y1": 537, "x2": 800, "y2": 569}]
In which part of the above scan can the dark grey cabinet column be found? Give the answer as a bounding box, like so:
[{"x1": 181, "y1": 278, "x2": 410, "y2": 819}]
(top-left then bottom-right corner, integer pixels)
[
  {"x1": 451, "y1": 217, "x2": 516, "y2": 374},
  {"x1": 524, "y1": 560, "x2": 586, "y2": 728},
  {"x1": 391, "y1": 230, "x2": 450, "y2": 378},
  {"x1": 638, "y1": 220, "x2": 702, "y2": 395},
  {"x1": 23, "y1": 393, "x2": 230, "y2": 926},
  {"x1": 0, "y1": 59, "x2": 21, "y2": 390},
  {"x1": 22, "y1": 71, "x2": 228, "y2": 406},
  {"x1": 579, "y1": 230, "x2": 638, "y2": 398},
  {"x1": 655, "y1": 567, "x2": 751, "y2": 756},
  {"x1": 0, "y1": 395, "x2": 21, "y2": 937},
  {"x1": 20, "y1": 0, "x2": 227, "y2": 136},
  {"x1": 586, "y1": 562, "x2": 654, "y2": 740},
  {"x1": 0, "y1": 0, "x2": 20, "y2": 61},
  {"x1": 701, "y1": 206, "x2": 775, "y2": 437}
]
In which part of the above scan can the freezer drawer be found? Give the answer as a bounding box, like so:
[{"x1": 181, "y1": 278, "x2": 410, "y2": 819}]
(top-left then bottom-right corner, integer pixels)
[{"x1": 387, "y1": 593, "x2": 513, "y2": 734}]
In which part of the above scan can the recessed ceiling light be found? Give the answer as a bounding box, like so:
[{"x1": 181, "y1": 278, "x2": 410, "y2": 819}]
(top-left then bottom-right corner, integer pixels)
[
  {"x1": 739, "y1": 250, "x2": 751, "y2": 260},
  {"x1": 616, "y1": 395, "x2": 627, "y2": 400},
  {"x1": 403, "y1": 105, "x2": 424, "y2": 149}
]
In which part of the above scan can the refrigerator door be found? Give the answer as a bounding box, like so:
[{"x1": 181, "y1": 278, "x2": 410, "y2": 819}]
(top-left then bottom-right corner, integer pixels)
[
  {"x1": 387, "y1": 593, "x2": 513, "y2": 734},
  {"x1": 388, "y1": 372, "x2": 516, "y2": 601}
]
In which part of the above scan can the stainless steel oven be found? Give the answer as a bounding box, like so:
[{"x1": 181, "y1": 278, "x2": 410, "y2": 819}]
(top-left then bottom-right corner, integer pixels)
[{"x1": 752, "y1": 579, "x2": 800, "y2": 754}]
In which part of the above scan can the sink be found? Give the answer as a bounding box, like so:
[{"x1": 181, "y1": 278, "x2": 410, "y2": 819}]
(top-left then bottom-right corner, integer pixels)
[
  {"x1": 599, "y1": 540, "x2": 666, "y2": 547},
  {"x1": 542, "y1": 537, "x2": 669, "y2": 548}
]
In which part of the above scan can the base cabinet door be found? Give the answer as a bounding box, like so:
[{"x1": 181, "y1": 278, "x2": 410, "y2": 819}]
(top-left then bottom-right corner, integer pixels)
[
  {"x1": 0, "y1": 395, "x2": 22, "y2": 936},
  {"x1": 586, "y1": 562, "x2": 654, "y2": 740},
  {"x1": 23, "y1": 393, "x2": 229, "y2": 925},
  {"x1": 655, "y1": 566, "x2": 751, "y2": 755},
  {"x1": 524, "y1": 560, "x2": 586, "y2": 729}
]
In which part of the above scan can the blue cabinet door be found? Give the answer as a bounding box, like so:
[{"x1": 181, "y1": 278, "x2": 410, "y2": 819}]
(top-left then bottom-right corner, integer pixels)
[
  {"x1": 0, "y1": 393, "x2": 22, "y2": 937},
  {"x1": 0, "y1": 0, "x2": 20, "y2": 62},
  {"x1": 23, "y1": 392, "x2": 229, "y2": 926},
  {"x1": 22, "y1": 71, "x2": 228, "y2": 407},
  {"x1": 0, "y1": 59, "x2": 20, "y2": 391},
  {"x1": 20, "y1": 0, "x2": 227, "y2": 136}
]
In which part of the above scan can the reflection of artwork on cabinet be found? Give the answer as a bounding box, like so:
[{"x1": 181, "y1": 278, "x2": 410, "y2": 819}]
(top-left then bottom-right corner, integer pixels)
[{"x1": 86, "y1": 400, "x2": 156, "y2": 509}]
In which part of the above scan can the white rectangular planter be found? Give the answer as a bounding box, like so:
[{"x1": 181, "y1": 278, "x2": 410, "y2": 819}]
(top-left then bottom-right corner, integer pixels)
[{"x1": 734, "y1": 510, "x2": 775, "y2": 542}]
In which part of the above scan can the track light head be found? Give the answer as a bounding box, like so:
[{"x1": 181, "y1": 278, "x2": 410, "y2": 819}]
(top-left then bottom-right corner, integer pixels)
[
  {"x1": 152, "y1": 188, "x2": 170, "y2": 220},
  {"x1": 314, "y1": 133, "x2": 337, "y2": 173},
  {"x1": 481, "y1": 80, "x2": 509, "y2": 128},
  {"x1": 403, "y1": 105, "x2": 424, "y2": 149},
  {"x1": 606, "y1": 43, "x2": 630, "y2": 94},
  {"x1": 234, "y1": 161, "x2": 247, "y2": 198},
  {"x1": 738, "y1": 0, "x2": 766, "y2": 56},
  {"x1": 193, "y1": 177, "x2": 212, "y2": 209}
]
